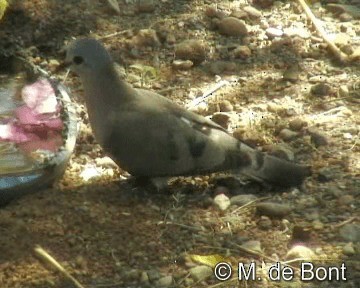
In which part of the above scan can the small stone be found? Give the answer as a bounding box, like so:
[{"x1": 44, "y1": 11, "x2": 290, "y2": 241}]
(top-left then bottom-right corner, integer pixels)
[
  {"x1": 131, "y1": 29, "x2": 160, "y2": 47},
  {"x1": 289, "y1": 118, "x2": 307, "y2": 131},
  {"x1": 311, "y1": 83, "x2": 331, "y2": 97},
  {"x1": 278, "y1": 129, "x2": 299, "y2": 141},
  {"x1": 282, "y1": 64, "x2": 300, "y2": 82},
  {"x1": 208, "y1": 61, "x2": 237, "y2": 75},
  {"x1": 308, "y1": 128, "x2": 328, "y2": 147},
  {"x1": 165, "y1": 33, "x2": 176, "y2": 45},
  {"x1": 266, "y1": 27, "x2": 284, "y2": 38},
  {"x1": 175, "y1": 40, "x2": 207, "y2": 65},
  {"x1": 253, "y1": 0, "x2": 274, "y2": 9},
  {"x1": 230, "y1": 10, "x2": 248, "y2": 20},
  {"x1": 231, "y1": 45, "x2": 251, "y2": 59},
  {"x1": 95, "y1": 156, "x2": 117, "y2": 168},
  {"x1": 240, "y1": 240, "x2": 262, "y2": 253},
  {"x1": 342, "y1": 243, "x2": 355, "y2": 256},
  {"x1": 219, "y1": 100, "x2": 234, "y2": 112},
  {"x1": 267, "y1": 102, "x2": 285, "y2": 113},
  {"x1": 258, "y1": 216, "x2": 272, "y2": 230},
  {"x1": 317, "y1": 167, "x2": 335, "y2": 182},
  {"x1": 338, "y1": 195, "x2": 354, "y2": 206},
  {"x1": 189, "y1": 265, "x2": 213, "y2": 281},
  {"x1": 256, "y1": 202, "x2": 292, "y2": 218},
  {"x1": 172, "y1": 60, "x2": 193, "y2": 70},
  {"x1": 48, "y1": 59, "x2": 60, "y2": 71},
  {"x1": 286, "y1": 245, "x2": 315, "y2": 260},
  {"x1": 137, "y1": 0, "x2": 156, "y2": 13},
  {"x1": 213, "y1": 194, "x2": 231, "y2": 211},
  {"x1": 338, "y1": 85, "x2": 349, "y2": 98},
  {"x1": 155, "y1": 275, "x2": 173, "y2": 287},
  {"x1": 211, "y1": 112, "x2": 231, "y2": 129},
  {"x1": 339, "y1": 224, "x2": 360, "y2": 242},
  {"x1": 205, "y1": 6, "x2": 227, "y2": 19},
  {"x1": 312, "y1": 220, "x2": 324, "y2": 230},
  {"x1": 230, "y1": 194, "x2": 257, "y2": 206},
  {"x1": 140, "y1": 271, "x2": 150, "y2": 284},
  {"x1": 218, "y1": 17, "x2": 248, "y2": 37},
  {"x1": 339, "y1": 13, "x2": 353, "y2": 22},
  {"x1": 243, "y1": 6, "x2": 262, "y2": 19}
]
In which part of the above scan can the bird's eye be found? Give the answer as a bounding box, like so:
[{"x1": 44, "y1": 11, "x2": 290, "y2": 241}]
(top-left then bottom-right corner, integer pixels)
[{"x1": 73, "y1": 56, "x2": 84, "y2": 65}]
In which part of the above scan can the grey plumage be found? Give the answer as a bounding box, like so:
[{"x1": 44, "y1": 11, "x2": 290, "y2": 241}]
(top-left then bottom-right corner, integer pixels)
[{"x1": 65, "y1": 38, "x2": 310, "y2": 187}]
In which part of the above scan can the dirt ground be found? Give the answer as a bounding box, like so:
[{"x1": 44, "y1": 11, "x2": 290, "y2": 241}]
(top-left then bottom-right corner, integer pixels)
[{"x1": 0, "y1": 0, "x2": 359, "y2": 287}]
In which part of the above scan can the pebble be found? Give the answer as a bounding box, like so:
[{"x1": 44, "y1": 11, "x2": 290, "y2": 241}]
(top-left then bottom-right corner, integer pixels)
[
  {"x1": 289, "y1": 118, "x2": 307, "y2": 131},
  {"x1": 213, "y1": 194, "x2": 231, "y2": 211},
  {"x1": 208, "y1": 61, "x2": 237, "y2": 75},
  {"x1": 131, "y1": 29, "x2": 160, "y2": 47},
  {"x1": 219, "y1": 100, "x2": 234, "y2": 112},
  {"x1": 278, "y1": 129, "x2": 299, "y2": 141},
  {"x1": 231, "y1": 45, "x2": 252, "y2": 59},
  {"x1": 175, "y1": 40, "x2": 207, "y2": 65},
  {"x1": 218, "y1": 17, "x2": 248, "y2": 37},
  {"x1": 253, "y1": 0, "x2": 274, "y2": 9},
  {"x1": 172, "y1": 60, "x2": 193, "y2": 70},
  {"x1": 342, "y1": 243, "x2": 355, "y2": 256},
  {"x1": 337, "y1": 194, "x2": 354, "y2": 206},
  {"x1": 317, "y1": 167, "x2": 335, "y2": 182},
  {"x1": 230, "y1": 194, "x2": 257, "y2": 206},
  {"x1": 286, "y1": 245, "x2": 315, "y2": 260},
  {"x1": 339, "y1": 224, "x2": 360, "y2": 242},
  {"x1": 258, "y1": 216, "x2": 272, "y2": 230},
  {"x1": 307, "y1": 128, "x2": 328, "y2": 147},
  {"x1": 267, "y1": 102, "x2": 285, "y2": 113},
  {"x1": 189, "y1": 265, "x2": 213, "y2": 281},
  {"x1": 140, "y1": 271, "x2": 150, "y2": 284},
  {"x1": 155, "y1": 275, "x2": 173, "y2": 287},
  {"x1": 311, "y1": 83, "x2": 331, "y2": 97},
  {"x1": 338, "y1": 85, "x2": 349, "y2": 98},
  {"x1": 282, "y1": 64, "x2": 300, "y2": 82},
  {"x1": 211, "y1": 112, "x2": 232, "y2": 129},
  {"x1": 137, "y1": 0, "x2": 156, "y2": 13},
  {"x1": 95, "y1": 156, "x2": 117, "y2": 168},
  {"x1": 266, "y1": 27, "x2": 284, "y2": 38},
  {"x1": 243, "y1": 6, "x2": 262, "y2": 19},
  {"x1": 312, "y1": 220, "x2": 324, "y2": 230},
  {"x1": 256, "y1": 202, "x2": 292, "y2": 218},
  {"x1": 240, "y1": 240, "x2": 262, "y2": 253}
]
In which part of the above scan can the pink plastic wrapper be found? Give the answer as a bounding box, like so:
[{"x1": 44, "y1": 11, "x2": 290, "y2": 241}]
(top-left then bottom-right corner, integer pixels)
[{"x1": 0, "y1": 79, "x2": 64, "y2": 152}]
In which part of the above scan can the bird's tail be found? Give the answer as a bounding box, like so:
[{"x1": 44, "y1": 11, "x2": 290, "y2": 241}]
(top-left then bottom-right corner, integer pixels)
[{"x1": 240, "y1": 146, "x2": 311, "y2": 187}]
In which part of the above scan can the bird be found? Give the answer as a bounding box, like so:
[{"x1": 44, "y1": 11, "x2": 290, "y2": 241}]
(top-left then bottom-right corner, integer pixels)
[{"x1": 64, "y1": 38, "x2": 311, "y2": 188}]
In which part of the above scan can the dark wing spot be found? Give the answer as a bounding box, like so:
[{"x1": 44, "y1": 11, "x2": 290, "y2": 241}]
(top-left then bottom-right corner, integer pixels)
[
  {"x1": 187, "y1": 136, "x2": 207, "y2": 158},
  {"x1": 223, "y1": 150, "x2": 252, "y2": 169},
  {"x1": 167, "y1": 131, "x2": 180, "y2": 161}
]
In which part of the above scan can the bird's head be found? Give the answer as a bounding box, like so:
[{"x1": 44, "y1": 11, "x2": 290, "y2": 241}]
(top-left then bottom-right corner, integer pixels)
[{"x1": 65, "y1": 38, "x2": 113, "y2": 76}]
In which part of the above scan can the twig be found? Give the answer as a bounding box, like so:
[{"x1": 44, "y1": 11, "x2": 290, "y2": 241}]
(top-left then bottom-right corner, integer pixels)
[
  {"x1": 34, "y1": 245, "x2": 85, "y2": 288},
  {"x1": 186, "y1": 80, "x2": 230, "y2": 109},
  {"x1": 332, "y1": 216, "x2": 357, "y2": 229},
  {"x1": 297, "y1": 0, "x2": 349, "y2": 63},
  {"x1": 230, "y1": 196, "x2": 272, "y2": 215},
  {"x1": 98, "y1": 30, "x2": 130, "y2": 40}
]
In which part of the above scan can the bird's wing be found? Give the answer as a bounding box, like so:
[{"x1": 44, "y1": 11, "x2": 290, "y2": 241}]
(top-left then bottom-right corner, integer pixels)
[{"x1": 103, "y1": 89, "x2": 310, "y2": 187}]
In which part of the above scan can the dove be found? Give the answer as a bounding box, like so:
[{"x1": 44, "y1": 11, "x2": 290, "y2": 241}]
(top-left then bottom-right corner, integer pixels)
[{"x1": 65, "y1": 38, "x2": 310, "y2": 187}]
